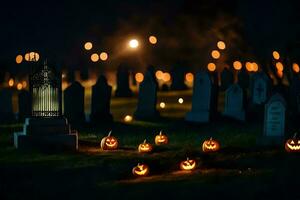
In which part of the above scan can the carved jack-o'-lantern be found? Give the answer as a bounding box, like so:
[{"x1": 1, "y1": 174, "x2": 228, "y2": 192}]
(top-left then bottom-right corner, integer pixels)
[
  {"x1": 155, "y1": 130, "x2": 168, "y2": 145},
  {"x1": 138, "y1": 139, "x2": 153, "y2": 153},
  {"x1": 285, "y1": 133, "x2": 300, "y2": 152},
  {"x1": 100, "y1": 131, "x2": 118, "y2": 150},
  {"x1": 180, "y1": 157, "x2": 196, "y2": 171},
  {"x1": 202, "y1": 137, "x2": 220, "y2": 152},
  {"x1": 132, "y1": 163, "x2": 149, "y2": 176}
]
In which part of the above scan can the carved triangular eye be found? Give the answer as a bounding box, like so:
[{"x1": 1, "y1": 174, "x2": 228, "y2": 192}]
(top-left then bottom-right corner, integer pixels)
[
  {"x1": 298, "y1": 140, "x2": 300, "y2": 144},
  {"x1": 291, "y1": 140, "x2": 295, "y2": 145}
]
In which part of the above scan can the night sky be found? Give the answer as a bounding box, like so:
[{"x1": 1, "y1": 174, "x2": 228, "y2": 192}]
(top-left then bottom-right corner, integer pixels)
[{"x1": 0, "y1": 0, "x2": 299, "y2": 66}]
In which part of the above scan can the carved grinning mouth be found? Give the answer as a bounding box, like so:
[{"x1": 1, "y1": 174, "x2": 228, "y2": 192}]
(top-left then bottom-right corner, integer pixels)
[{"x1": 287, "y1": 143, "x2": 300, "y2": 150}]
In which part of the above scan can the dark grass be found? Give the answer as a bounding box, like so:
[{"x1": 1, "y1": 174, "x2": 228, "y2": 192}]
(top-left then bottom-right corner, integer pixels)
[{"x1": 0, "y1": 91, "x2": 299, "y2": 199}]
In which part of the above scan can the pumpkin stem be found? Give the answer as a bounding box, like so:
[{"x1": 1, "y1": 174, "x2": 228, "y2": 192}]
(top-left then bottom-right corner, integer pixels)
[
  {"x1": 293, "y1": 132, "x2": 298, "y2": 138},
  {"x1": 143, "y1": 139, "x2": 147, "y2": 144},
  {"x1": 210, "y1": 137, "x2": 213, "y2": 140},
  {"x1": 108, "y1": 130, "x2": 112, "y2": 137},
  {"x1": 159, "y1": 130, "x2": 163, "y2": 135},
  {"x1": 186, "y1": 157, "x2": 189, "y2": 161}
]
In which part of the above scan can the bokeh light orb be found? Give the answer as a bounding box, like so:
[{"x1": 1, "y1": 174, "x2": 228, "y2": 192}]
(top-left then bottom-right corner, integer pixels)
[
  {"x1": 84, "y1": 42, "x2": 93, "y2": 50},
  {"x1": 211, "y1": 50, "x2": 220, "y2": 59},
  {"x1": 100, "y1": 52, "x2": 108, "y2": 61},
  {"x1": 162, "y1": 72, "x2": 171, "y2": 82},
  {"x1": 17, "y1": 83, "x2": 23, "y2": 90},
  {"x1": 217, "y1": 41, "x2": 226, "y2": 50},
  {"x1": 8, "y1": 78, "x2": 14, "y2": 87},
  {"x1": 124, "y1": 115, "x2": 133, "y2": 123},
  {"x1": 245, "y1": 62, "x2": 253, "y2": 72},
  {"x1": 252, "y1": 62, "x2": 259, "y2": 72},
  {"x1": 155, "y1": 70, "x2": 164, "y2": 80},
  {"x1": 293, "y1": 63, "x2": 300, "y2": 73},
  {"x1": 135, "y1": 72, "x2": 144, "y2": 83},
  {"x1": 159, "y1": 102, "x2": 166, "y2": 109},
  {"x1": 129, "y1": 39, "x2": 139, "y2": 48},
  {"x1": 207, "y1": 63, "x2": 216, "y2": 72},
  {"x1": 178, "y1": 98, "x2": 184, "y2": 104},
  {"x1": 185, "y1": 72, "x2": 194, "y2": 83},
  {"x1": 15, "y1": 55, "x2": 23, "y2": 64},
  {"x1": 149, "y1": 36, "x2": 157, "y2": 44},
  {"x1": 233, "y1": 61, "x2": 242, "y2": 70},
  {"x1": 275, "y1": 62, "x2": 284, "y2": 71},
  {"x1": 272, "y1": 51, "x2": 280, "y2": 60},
  {"x1": 91, "y1": 53, "x2": 99, "y2": 62}
]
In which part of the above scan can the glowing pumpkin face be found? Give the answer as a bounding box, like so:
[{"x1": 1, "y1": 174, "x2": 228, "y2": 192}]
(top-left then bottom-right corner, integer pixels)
[
  {"x1": 285, "y1": 135, "x2": 300, "y2": 152},
  {"x1": 155, "y1": 131, "x2": 168, "y2": 145},
  {"x1": 132, "y1": 163, "x2": 149, "y2": 176},
  {"x1": 202, "y1": 138, "x2": 220, "y2": 152},
  {"x1": 180, "y1": 158, "x2": 196, "y2": 171},
  {"x1": 138, "y1": 139, "x2": 153, "y2": 153},
  {"x1": 100, "y1": 131, "x2": 118, "y2": 150}
]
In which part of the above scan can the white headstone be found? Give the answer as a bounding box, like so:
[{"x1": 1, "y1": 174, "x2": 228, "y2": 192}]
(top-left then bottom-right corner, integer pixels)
[
  {"x1": 185, "y1": 71, "x2": 212, "y2": 122},
  {"x1": 264, "y1": 94, "x2": 286, "y2": 137},
  {"x1": 223, "y1": 84, "x2": 245, "y2": 121}
]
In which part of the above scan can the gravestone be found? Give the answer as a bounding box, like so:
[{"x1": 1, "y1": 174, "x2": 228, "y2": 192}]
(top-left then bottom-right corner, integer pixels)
[
  {"x1": 115, "y1": 64, "x2": 133, "y2": 97},
  {"x1": 64, "y1": 81, "x2": 85, "y2": 127},
  {"x1": 0, "y1": 89, "x2": 15, "y2": 123},
  {"x1": 134, "y1": 70, "x2": 159, "y2": 119},
  {"x1": 250, "y1": 73, "x2": 269, "y2": 105},
  {"x1": 237, "y1": 69, "x2": 250, "y2": 90},
  {"x1": 170, "y1": 64, "x2": 187, "y2": 90},
  {"x1": 14, "y1": 62, "x2": 78, "y2": 151},
  {"x1": 220, "y1": 68, "x2": 234, "y2": 91},
  {"x1": 223, "y1": 84, "x2": 245, "y2": 121},
  {"x1": 90, "y1": 75, "x2": 113, "y2": 124},
  {"x1": 185, "y1": 71, "x2": 212, "y2": 123},
  {"x1": 18, "y1": 90, "x2": 31, "y2": 121},
  {"x1": 259, "y1": 94, "x2": 286, "y2": 145}
]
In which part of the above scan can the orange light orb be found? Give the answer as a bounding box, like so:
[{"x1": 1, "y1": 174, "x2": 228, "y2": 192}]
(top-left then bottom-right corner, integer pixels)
[
  {"x1": 293, "y1": 63, "x2": 300, "y2": 73},
  {"x1": 207, "y1": 63, "x2": 216, "y2": 72},
  {"x1": 272, "y1": 51, "x2": 280, "y2": 60},
  {"x1": 91, "y1": 53, "x2": 99, "y2": 62},
  {"x1": 252, "y1": 62, "x2": 259, "y2": 72},
  {"x1": 124, "y1": 115, "x2": 133, "y2": 123},
  {"x1": 211, "y1": 50, "x2": 221, "y2": 59},
  {"x1": 84, "y1": 42, "x2": 93, "y2": 50},
  {"x1": 233, "y1": 61, "x2": 242, "y2": 70},
  {"x1": 100, "y1": 52, "x2": 108, "y2": 61},
  {"x1": 135, "y1": 73, "x2": 144, "y2": 83},
  {"x1": 17, "y1": 83, "x2": 23, "y2": 90},
  {"x1": 149, "y1": 36, "x2": 157, "y2": 44},
  {"x1": 276, "y1": 62, "x2": 284, "y2": 71},
  {"x1": 24, "y1": 53, "x2": 30, "y2": 61},
  {"x1": 217, "y1": 41, "x2": 226, "y2": 50},
  {"x1": 8, "y1": 78, "x2": 14, "y2": 87},
  {"x1": 129, "y1": 39, "x2": 139, "y2": 48},
  {"x1": 155, "y1": 70, "x2": 164, "y2": 80},
  {"x1": 185, "y1": 72, "x2": 194, "y2": 83},
  {"x1": 159, "y1": 102, "x2": 166, "y2": 109},
  {"x1": 15, "y1": 55, "x2": 23, "y2": 64},
  {"x1": 162, "y1": 72, "x2": 171, "y2": 82},
  {"x1": 245, "y1": 62, "x2": 253, "y2": 72}
]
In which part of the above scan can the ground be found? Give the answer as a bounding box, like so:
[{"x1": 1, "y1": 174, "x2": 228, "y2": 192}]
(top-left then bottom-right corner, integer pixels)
[{"x1": 0, "y1": 90, "x2": 299, "y2": 200}]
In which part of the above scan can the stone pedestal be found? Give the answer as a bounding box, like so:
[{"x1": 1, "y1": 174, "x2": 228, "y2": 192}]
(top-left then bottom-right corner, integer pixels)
[{"x1": 14, "y1": 117, "x2": 78, "y2": 151}]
